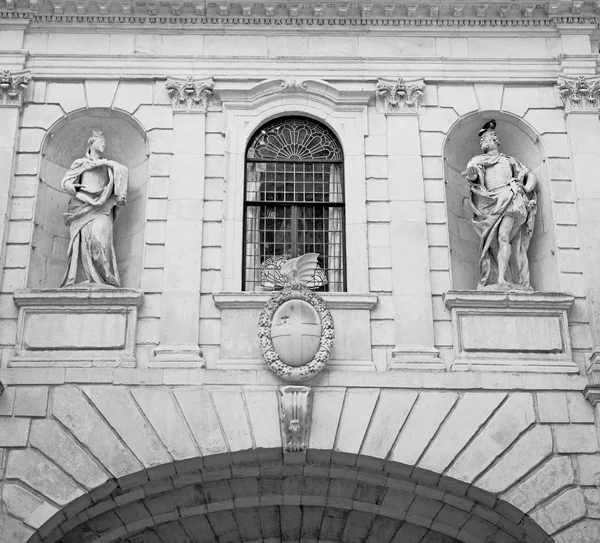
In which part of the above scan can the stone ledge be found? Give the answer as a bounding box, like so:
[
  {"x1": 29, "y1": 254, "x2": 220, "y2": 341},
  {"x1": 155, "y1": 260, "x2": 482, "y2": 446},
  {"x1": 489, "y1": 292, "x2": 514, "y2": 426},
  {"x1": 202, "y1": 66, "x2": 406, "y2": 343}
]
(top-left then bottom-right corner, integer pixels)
[
  {"x1": 442, "y1": 289, "x2": 578, "y2": 374},
  {"x1": 10, "y1": 287, "x2": 143, "y2": 368},
  {"x1": 213, "y1": 291, "x2": 378, "y2": 310}
]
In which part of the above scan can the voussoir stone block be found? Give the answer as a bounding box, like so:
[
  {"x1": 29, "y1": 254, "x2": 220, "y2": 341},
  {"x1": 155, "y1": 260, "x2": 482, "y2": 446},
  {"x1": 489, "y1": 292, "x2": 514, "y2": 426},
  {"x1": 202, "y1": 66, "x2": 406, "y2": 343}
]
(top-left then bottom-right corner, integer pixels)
[
  {"x1": 84, "y1": 386, "x2": 171, "y2": 467},
  {"x1": 335, "y1": 388, "x2": 379, "y2": 455},
  {"x1": 0, "y1": 514, "x2": 33, "y2": 543},
  {"x1": 5, "y1": 449, "x2": 84, "y2": 506},
  {"x1": 29, "y1": 419, "x2": 109, "y2": 489},
  {"x1": 503, "y1": 456, "x2": 575, "y2": 513},
  {"x1": 447, "y1": 393, "x2": 535, "y2": 483},
  {"x1": 0, "y1": 418, "x2": 30, "y2": 446},
  {"x1": 476, "y1": 425, "x2": 553, "y2": 494},
  {"x1": 52, "y1": 386, "x2": 143, "y2": 478}
]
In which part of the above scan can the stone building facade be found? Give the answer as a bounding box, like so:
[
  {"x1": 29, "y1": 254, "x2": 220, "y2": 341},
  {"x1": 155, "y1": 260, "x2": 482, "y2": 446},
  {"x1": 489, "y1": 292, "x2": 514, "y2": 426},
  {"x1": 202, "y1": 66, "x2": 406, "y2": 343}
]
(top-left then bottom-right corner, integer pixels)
[{"x1": 2, "y1": 1, "x2": 600, "y2": 542}]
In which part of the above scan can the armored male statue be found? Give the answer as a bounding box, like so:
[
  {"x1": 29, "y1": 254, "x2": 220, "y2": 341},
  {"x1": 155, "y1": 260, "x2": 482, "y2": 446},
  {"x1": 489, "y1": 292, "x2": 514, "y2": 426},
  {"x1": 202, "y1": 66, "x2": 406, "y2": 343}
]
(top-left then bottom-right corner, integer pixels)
[
  {"x1": 463, "y1": 120, "x2": 537, "y2": 290},
  {"x1": 60, "y1": 131, "x2": 128, "y2": 287}
]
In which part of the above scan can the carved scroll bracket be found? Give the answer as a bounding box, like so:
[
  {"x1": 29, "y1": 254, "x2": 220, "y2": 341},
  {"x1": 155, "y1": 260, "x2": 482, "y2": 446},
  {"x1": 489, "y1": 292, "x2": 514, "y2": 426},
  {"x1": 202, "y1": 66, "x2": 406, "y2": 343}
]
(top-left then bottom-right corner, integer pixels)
[
  {"x1": 0, "y1": 70, "x2": 30, "y2": 108},
  {"x1": 278, "y1": 385, "x2": 312, "y2": 461},
  {"x1": 376, "y1": 77, "x2": 425, "y2": 115},
  {"x1": 165, "y1": 76, "x2": 214, "y2": 112},
  {"x1": 558, "y1": 75, "x2": 600, "y2": 114}
]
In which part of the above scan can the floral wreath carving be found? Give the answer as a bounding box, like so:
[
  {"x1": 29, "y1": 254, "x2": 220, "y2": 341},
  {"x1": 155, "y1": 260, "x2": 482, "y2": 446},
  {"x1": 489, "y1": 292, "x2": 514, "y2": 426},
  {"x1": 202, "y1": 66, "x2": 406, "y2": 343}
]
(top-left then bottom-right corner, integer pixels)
[{"x1": 258, "y1": 285, "x2": 334, "y2": 381}]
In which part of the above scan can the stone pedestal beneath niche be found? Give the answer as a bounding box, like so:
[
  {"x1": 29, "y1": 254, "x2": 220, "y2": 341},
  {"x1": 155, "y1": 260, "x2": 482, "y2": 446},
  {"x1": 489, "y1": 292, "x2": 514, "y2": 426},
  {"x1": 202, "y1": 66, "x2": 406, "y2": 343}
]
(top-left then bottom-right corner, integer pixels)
[
  {"x1": 443, "y1": 290, "x2": 578, "y2": 373},
  {"x1": 11, "y1": 287, "x2": 143, "y2": 367}
]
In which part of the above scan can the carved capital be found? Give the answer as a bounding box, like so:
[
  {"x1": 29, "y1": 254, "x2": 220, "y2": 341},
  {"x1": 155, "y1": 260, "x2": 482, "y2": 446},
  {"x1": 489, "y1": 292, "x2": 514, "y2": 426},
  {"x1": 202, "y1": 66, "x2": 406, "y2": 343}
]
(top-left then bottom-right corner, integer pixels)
[
  {"x1": 376, "y1": 77, "x2": 425, "y2": 115},
  {"x1": 558, "y1": 75, "x2": 600, "y2": 113},
  {"x1": 165, "y1": 76, "x2": 214, "y2": 112},
  {"x1": 0, "y1": 70, "x2": 30, "y2": 108},
  {"x1": 278, "y1": 386, "x2": 312, "y2": 458}
]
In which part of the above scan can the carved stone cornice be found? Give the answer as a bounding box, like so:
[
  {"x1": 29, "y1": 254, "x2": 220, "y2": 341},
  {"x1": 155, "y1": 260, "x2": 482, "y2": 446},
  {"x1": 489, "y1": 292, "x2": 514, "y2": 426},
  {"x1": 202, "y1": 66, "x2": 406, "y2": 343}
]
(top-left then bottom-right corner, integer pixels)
[
  {"x1": 278, "y1": 385, "x2": 312, "y2": 459},
  {"x1": 376, "y1": 77, "x2": 425, "y2": 115},
  {"x1": 165, "y1": 76, "x2": 214, "y2": 112},
  {"x1": 0, "y1": 69, "x2": 30, "y2": 108},
  {"x1": 558, "y1": 75, "x2": 600, "y2": 113},
  {"x1": 1, "y1": 1, "x2": 598, "y2": 27}
]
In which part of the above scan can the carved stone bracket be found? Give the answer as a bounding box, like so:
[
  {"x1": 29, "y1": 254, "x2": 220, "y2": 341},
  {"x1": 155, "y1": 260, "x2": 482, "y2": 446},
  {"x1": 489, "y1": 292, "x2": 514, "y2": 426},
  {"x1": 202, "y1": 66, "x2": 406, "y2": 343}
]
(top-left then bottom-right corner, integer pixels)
[
  {"x1": 376, "y1": 77, "x2": 425, "y2": 115},
  {"x1": 558, "y1": 75, "x2": 600, "y2": 113},
  {"x1": 165, "y1": 76, "x2": 214, "y2": 112},
  {"x1": 278, "y1": 385, "x2": 312, "y2": 460},
  {"x1": 0, "y1": 70, "x2": 30, "y2": 108}
]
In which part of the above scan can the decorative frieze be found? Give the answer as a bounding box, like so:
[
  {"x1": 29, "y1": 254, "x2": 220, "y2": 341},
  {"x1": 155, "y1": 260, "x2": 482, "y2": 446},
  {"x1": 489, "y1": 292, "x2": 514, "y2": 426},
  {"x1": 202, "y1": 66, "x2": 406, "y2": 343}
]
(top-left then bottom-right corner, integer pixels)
[
  {"x1": 0, "y1": 70, "x2": 30, "y2": 108},
  {"x1": 376, "y1": 77, "x2": 425, "y2": 115},
  {"x1": 165, "y1": 76, "x2": 214, "y2": 112},
  {"x1": 558, "y1": 75, "x2": 600, "y2": 113},
  {"x1": 278, "y1": 385, "x2": 312, "y2": 458}
]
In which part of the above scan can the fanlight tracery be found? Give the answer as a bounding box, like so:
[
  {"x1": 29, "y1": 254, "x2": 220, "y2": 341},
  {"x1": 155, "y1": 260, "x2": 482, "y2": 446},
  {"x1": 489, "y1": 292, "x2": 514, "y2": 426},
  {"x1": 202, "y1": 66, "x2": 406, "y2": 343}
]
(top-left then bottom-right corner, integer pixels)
[{"x1": 247, "y1": 117, "x2": 342, "y2": 161}]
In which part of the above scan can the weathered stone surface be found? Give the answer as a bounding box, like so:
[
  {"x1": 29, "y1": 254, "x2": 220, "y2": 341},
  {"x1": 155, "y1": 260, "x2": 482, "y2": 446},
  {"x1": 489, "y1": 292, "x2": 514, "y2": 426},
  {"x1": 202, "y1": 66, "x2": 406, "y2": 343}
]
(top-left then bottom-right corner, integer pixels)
[
  {"x1": 503, "y1": 456, "x2": 575, "y2": 513},
  {"x1": 14, "y1": 386, "x2": 48, "y2": 417},
  {"x1": 309, "y1": 389, "x2": 345, "y2": 451},
  {"x1": 5, "y1": 449, "x2": 83, "y2": 505},
  {"x1": 2, "y1": 483, "x2": 44, "y2": 521},
  {"x1": 131, "y1": 388, "x2": 198, "y2": 461},
  {"x1": 555, "y1": 425, "x2": 598, "y2": 453},
  {"x1": 244, "y1": 389, "x2": 281, "y2": 450},
  {"x1": 534, "y1": 487, "x2": 587, "y2": 533},
  {"x1": 0, "y1": 418, "x2": 30, "y2": 447},
  {"x1": 210, "y1": 390, "x2": 253, "y2": 452},
  {"x1": 29, "y1": 419, "x2": 108, "y2": 489},
  {"x1": 418, "y1": 392, "x2": 506, "y2": 473},
  {"x1": 174, "y1": 389, "x2": 228, "y2": 455},
  {"x1": 553, "y1": 520, "x2": 600, "y2": 543},
  {"x1": 476, "y1": 426, "x2": 553, "y2": 493},
  {"x1": 52, "y1": 386, "x2": 142, "y2": 478},
  {"x1": 0, "y1": 514, "x2": 33, "y2": 543},
  {"x1": 390, "y1": 392, "x2": 457, "y2": 465},
  {"x1": 362, "y1": 390, "x2": 418, "y2": 458},
  {"x1": 336, "y1": 389, "x2": 379, "y2": 454},
  {"x1": 537, "y1": 392, "x2": 569, "y2": 423},
  {"x1": 84, "y1": 386, "x2": 170, "y2": 467}
]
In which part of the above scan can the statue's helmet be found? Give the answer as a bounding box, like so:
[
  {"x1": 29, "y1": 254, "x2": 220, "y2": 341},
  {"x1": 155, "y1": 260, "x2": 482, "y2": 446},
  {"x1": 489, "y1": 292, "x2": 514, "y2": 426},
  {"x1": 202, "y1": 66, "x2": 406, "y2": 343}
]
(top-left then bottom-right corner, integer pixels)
[{"x1": 478, "y1": 119, "x2": 500, "y2": 149}]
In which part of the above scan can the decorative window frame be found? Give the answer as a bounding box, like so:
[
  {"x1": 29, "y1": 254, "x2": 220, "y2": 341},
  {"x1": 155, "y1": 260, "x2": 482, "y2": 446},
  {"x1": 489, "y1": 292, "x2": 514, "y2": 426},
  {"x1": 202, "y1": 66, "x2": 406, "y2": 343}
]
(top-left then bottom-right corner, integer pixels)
[{"x1": 219, "y1": 78, "x2": 372, "y2": 293}]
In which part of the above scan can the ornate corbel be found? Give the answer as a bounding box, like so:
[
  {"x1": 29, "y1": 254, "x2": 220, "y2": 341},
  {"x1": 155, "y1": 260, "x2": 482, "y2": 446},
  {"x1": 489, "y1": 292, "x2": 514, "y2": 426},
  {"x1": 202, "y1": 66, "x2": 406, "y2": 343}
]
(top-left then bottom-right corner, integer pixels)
[
  {"x1": 376, "y1": 77, "x2": 425, "y2": 115},
  {"x1": 279, "y1": 386, "x2": 312, "y2": 459},
  {"x1": 165, "y1": 76, "x2": 214, "y2": 112},
  {"x1": 558, "y1": 75, "x2": 600, "y2": 113},
  {"x1": 0, "y1": 70, "x2": 31, "y2": 108}
]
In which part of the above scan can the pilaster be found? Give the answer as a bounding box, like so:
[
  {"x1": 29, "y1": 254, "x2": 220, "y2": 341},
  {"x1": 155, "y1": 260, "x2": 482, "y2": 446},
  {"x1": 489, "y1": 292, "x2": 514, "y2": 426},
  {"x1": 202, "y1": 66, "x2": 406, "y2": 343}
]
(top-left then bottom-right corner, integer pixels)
[
  {"x1": 151, "y1": 76, "x2": 214, "y2": 367},
  {"x1": 559, "y1": 76, "x2": 600, "y2": 401},
  {"x1": 377, "y1": 78, "x2": 444, "y2": 371},
  {"x1": 0, "y1": 70, "x2": 30, "y2": 298}
]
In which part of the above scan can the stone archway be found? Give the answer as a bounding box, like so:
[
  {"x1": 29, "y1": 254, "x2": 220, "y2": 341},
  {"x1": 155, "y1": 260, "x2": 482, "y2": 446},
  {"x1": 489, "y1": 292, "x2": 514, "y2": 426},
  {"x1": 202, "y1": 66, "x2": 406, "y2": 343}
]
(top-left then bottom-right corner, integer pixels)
[{"x1": 28, "y1": 449, "x2": 550, "y2": 543}]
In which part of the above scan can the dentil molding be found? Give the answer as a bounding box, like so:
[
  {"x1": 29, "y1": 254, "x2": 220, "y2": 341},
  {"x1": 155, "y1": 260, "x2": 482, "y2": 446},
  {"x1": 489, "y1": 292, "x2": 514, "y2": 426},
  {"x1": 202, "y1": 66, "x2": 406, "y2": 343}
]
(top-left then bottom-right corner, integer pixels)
[
  {"x1": 0, "y1": 69, "x2": 30, "y2": 108},
  {"x1": 558, "y1": 75, "x2": 600, "y2": 113},
  {"x1": 0, "y1": 1, "x2": 598, "y2": 26},
  {"x1": 165, "y1": 76, "x2": 214, "y2": 112}
]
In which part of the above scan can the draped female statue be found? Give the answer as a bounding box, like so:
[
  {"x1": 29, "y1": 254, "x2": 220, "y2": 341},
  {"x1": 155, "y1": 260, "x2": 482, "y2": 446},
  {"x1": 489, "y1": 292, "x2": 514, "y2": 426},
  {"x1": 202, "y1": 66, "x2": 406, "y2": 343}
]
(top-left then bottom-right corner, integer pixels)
[
  {"x1": 463, "y1": 120, "x2": 538, "y2": 290},
  {"x1": 60, "y1": 130, "x2": 128, "y2": 287}
]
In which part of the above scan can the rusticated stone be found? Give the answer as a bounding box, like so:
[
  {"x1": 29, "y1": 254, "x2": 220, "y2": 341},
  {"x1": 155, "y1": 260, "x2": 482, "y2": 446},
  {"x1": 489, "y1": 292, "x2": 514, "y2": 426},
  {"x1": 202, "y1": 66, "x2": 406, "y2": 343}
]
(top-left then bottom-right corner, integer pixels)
[
  {"x1": 2, "y1": 483, "x2": 45, "y2": 520},
  {"x1": 29, "y1": 419, "x2": 108, "y2": 489},
  {"x1": 5, "y1": 449, "x2": 83, "y2": 505},
  {"x1": 52, "y1": 386, "x2": 142, "y2": 478},
  {"x1": 0, "y1": 514, "x2": 33, "y2": 543}
]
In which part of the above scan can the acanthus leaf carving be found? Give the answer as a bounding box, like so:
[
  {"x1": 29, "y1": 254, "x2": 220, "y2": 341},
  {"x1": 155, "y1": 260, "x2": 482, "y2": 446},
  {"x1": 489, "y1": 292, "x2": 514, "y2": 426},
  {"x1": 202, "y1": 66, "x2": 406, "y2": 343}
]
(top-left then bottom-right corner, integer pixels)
[
  {"x1": 376, "y1": 77, "x2": 425, "y2": 115},
  {"x1": 0, "y1": 70, "x2": 31, "y2": 108},
  {"x1": 278, "y1": 385, "x2": 312, "y2": 456},
  {"x1": 558, "y1": 75, "x2": 600, "y2": 113},
  {"x1": 165, "y1": 76, "x2": 214, "y2": 112}
]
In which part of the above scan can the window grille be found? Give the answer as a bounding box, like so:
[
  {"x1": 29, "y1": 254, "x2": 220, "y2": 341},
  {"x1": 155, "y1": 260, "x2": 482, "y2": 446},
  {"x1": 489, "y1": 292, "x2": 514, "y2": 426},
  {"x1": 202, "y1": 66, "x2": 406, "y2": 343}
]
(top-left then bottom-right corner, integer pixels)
[{"x1": 244, "y1": 117, "x2": 345, "y2": 292}]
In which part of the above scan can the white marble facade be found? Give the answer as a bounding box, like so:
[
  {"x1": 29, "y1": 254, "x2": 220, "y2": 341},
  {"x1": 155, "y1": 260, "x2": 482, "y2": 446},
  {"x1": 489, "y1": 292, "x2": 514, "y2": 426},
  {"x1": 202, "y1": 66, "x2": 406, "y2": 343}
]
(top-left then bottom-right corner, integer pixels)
[{"x1": 2, "y1": 2, "x2": 600, "y2": 542}]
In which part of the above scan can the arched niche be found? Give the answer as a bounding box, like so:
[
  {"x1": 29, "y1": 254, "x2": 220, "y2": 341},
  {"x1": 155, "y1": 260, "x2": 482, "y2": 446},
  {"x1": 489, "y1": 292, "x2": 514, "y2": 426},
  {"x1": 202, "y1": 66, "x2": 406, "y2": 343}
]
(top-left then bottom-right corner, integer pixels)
[
  {"x1": 28, "y1": 108, "x2": 149, "y2": 289},
  {"x1": 443, "y1": 111, "x2": 559, "y2": 291}
]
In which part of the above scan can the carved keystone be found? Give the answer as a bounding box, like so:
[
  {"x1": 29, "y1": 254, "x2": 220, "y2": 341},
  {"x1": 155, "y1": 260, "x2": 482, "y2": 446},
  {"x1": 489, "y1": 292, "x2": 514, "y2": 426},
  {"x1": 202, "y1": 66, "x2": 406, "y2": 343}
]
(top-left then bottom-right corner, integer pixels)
[
  {"x1": 376, "y1": 77, "x2": 425, "y2": 115},
  {"x1": 0, "y1": 70, "x2": 30, "y2": 108},
  {"x1": 278, "y1": 386, "x2": 312, "y2": 461},
  {"x1": 165, "y1": 76, "x2": 214, "y2": 112},
  {"x1": 558, "y1": 75, "x2": 600, "y2": 113}
]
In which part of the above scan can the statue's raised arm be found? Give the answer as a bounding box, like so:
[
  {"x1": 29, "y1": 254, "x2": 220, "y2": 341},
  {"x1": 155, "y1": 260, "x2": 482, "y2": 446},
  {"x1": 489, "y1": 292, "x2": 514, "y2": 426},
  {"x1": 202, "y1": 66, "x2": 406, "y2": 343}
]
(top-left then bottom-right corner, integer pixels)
[
  {"x1": 462, "y1": 120, "x2": 537, "y2": 290},
  {"x1": 60, "y1": 130, "x2": 129, "y2": 288}
]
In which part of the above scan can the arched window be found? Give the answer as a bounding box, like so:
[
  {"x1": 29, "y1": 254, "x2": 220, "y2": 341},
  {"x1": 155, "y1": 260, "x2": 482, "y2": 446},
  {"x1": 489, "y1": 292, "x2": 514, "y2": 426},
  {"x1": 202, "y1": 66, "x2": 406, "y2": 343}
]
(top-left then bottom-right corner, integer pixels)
[{"x1": 244, "y1": 116, "x2": 345, "y2": 291}]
